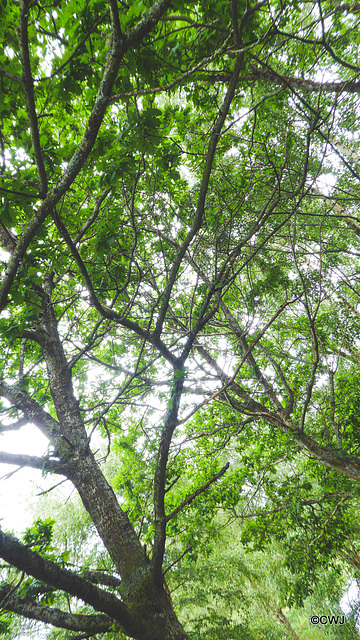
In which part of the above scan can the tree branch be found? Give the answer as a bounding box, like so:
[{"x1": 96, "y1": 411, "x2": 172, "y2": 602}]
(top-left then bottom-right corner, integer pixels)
[
  {"x1": 0, "y1": 583, "x2": 118, "y2": 634},
  {"x1": 0, "y1": 451, "x2": 64, "y2": 473},
  {"x1": 19, "y1": 0, "x2": 48, "y2": 197},
  {"x1": 80, "y1": 571, "x2": 122, "y2": 589},
  {"x1": 236, "y1": 492, "x2": 353, "y2": 521},
  {"x1": 179, "y1": 297, "x2": 297, "y2": 425},
  {"x1": 0, "y1": 0, "x2": 173, "y2": 314},
  {"x1": 0, "y1": 531, "x2": 143, "y2": 637},
  {"x1": 153, "y1": 51, "x2": 245, "y2": 340},
  {"x1": 183, "y1": 335, "x2": 360, "y2": 485},
  {"x1": 0, "y1": 222, "x2": 17, "y2": 253},
  {"x1": 74, "y1": 189, "x2": 111, "y2": 245},
  {"x1": 309, "y1": 186, "x2": 360, "y2": 237},
  {"x1": 166, "y1": 463, "x2": 230, "y2": 522},
  {"x1": 0, "y1": 380, "x2": 60, "y2": 442},
  {"x1": 38, "y1": 11, "x2": 110, "y2": 82},
  {"x1": 0, "y1": 417, "x2": 28, "y2": 432},
  {"x1": 152, "y1": 370, "x2": 185, "y2": 585},
  {"x1": 218, "y1": 67, "x2": 360, "y2": 94},
  {"x1": 110, "y1": 31, "x2": 233, "y2": 102},
  {"x1": 51, "y1": 207, "x2": 179, "y2": 366}
]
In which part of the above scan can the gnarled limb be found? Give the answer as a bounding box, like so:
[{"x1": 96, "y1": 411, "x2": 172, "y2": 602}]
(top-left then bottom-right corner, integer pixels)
[
  {"x1": 0, "y1": 583, "x2": 118, "y2": 634},
  {"x1": 0, "y1": 531, "x2": 143, "y2": 637}
]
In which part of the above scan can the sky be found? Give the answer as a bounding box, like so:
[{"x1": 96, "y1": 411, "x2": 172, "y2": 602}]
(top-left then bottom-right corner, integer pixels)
[
  {"x1": 0, "y1": 424, "x2": 50, "y2": 639},
  {"x1": 0, "y1": 424, "x2": 50, "y2": 533}
]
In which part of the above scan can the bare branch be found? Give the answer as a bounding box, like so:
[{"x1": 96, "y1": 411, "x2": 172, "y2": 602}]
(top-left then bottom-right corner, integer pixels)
[{"x1": 0, "y1": 451, "x2": 64, "y2": 473}]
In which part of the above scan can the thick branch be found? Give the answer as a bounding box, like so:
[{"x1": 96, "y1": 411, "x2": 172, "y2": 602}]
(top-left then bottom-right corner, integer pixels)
[
  {"x1": 0, "y1": 223, "x2": 17, "y2": 253},
  {"x1": 35, "y1": 288, "x2": 146, "y2": 587},
  {"x1": 152, "y1": 370, "x2": 185, "y2": 584},
  {"x1": 333, "y1": 2, "x2": 360, "y2": 12},
  {"x1": 0, "y1": 451, "x2": 64, "y2": 473},
  {"x1": 109, "y1": 0, "x2": 122, "y2": 38},
  {"x1": 0, "y1": 584, "x2": 117, "y2": 634},
  {"x1": 81, "y1": 571, "x2": 122, "y2": 589},
  {"x1": 0, "y1": 417, "x2": 28, "y2": 432},
  {"x1": 124, "y1": 0, "x2": 172, "y2": 46},
  {"x1": 234, "y1": 68, "x2": 360, "y2": 94},
  {"x1": 0, "y1": 380, "x2": 60, "y2": 441},
  {"x1": 229, "y1": 391, "x2": 360, "y2": 483},
  {"x1": 126, "y1": 66, "x2": 360, "y2": 100},
  {"x1": 0, "y1": 531, "x2": 143, "y2": 638}
]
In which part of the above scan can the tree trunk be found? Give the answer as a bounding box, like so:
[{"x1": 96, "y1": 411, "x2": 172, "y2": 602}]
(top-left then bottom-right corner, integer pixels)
[{"x1": 276, "y1": 607, "x2": 302, "y2": 640}]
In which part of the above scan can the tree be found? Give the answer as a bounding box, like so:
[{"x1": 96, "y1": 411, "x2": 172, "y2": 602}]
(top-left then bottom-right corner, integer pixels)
[{"x1": 1, "y1": 0, "x2": 360, "y2": 637}]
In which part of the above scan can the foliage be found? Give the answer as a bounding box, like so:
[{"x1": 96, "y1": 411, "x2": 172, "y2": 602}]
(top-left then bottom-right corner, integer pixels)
[{"x1": 1, "y1": 0, "x2": 360, "y2": 638}]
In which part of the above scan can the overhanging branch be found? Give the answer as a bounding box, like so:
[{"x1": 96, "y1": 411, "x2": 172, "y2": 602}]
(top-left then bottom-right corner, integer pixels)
[
  {"x1": 0, "y1": 451, "x2": 64, "y2": 474},
  {"x1": 0, "y1": 531, "x2": 142, "y2": 637},
  {"x1": 0, "y1": 583, "x2": 117, "y2": 634}
]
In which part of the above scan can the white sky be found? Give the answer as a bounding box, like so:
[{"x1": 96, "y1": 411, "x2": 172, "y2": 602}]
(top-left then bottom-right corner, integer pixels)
[{"x1": 0, "y1": 425, "x2": 49, "y2": 533}]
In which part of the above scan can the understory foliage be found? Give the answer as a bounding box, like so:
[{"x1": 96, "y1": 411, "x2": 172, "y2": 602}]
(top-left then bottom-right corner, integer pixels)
[{"x1": 2, "y1": 0, "x2": 360, "y2": 638}]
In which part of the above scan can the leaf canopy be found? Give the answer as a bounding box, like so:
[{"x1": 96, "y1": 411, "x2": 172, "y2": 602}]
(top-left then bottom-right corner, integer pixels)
[{"x1": 2, "y1": 0, "x2": 360, "y2": 638}]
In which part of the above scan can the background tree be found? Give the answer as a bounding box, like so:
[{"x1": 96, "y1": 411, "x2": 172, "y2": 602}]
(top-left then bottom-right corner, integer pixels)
[{"x1": 2, "y1": 0, "x2": 360, "y2": 638}]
